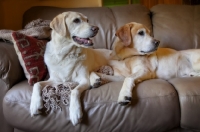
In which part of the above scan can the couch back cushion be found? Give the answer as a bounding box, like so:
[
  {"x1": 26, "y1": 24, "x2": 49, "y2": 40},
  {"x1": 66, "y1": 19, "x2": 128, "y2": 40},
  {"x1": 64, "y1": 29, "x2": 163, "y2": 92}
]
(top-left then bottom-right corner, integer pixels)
[
  {"x1": 151, "y1": 5, "x2": 200, "y2": 50},
  {"x1": 23, "y1": 5, "x2": 151, "y2": 49}
]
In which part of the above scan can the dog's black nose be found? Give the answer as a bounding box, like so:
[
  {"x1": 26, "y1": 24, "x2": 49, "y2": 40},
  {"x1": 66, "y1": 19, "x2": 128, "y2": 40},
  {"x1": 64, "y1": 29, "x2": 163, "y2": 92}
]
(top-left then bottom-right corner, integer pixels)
[
  {"x1": 153, "y1": 39, "x2": 160, "y2": 47},
  {"x1": 91, "y1": 26, "x2": 99, "y2": 32}
]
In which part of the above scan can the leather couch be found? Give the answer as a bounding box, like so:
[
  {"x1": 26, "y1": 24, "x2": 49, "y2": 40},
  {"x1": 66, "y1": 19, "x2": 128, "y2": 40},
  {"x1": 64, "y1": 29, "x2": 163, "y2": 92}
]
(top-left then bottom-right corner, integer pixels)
[{"x1": 1, "y1": 4, "x2": 200, "y2": 132}]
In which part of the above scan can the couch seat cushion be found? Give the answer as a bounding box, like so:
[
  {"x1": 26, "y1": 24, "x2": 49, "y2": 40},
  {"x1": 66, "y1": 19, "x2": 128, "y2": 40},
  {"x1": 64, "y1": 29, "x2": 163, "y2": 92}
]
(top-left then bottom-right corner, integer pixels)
[
  {"x1": 3, "y1": 79, "x2": 179, "y2": 132},
  {"x1": 169, "y1": 77, "x2": 200, "y2": 130}
]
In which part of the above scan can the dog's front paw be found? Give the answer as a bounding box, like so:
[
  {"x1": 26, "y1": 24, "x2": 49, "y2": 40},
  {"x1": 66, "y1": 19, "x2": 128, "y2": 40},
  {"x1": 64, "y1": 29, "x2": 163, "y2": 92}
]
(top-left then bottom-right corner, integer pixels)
[
  {"x1": 92, "y1": 78, "x2": 103, "y2": 88},
  {"x1": 69, "y1": 90, "x2": 83, "y2": 126},
  {"x1": 118, "y1": 90, "x2": 132, "y2": 106},
  {"x1": 30, "y1": 95, "x2": 43, "y2": 116},
  {"x1": 90, "y1": 72, "x2": 102, "y2": 88},
  {"x1": 30, "y1": 83, "x2": 43, "y2": 116},
  {"x1": 69, "y1": 104, "x2": 83, "y2": 126}
]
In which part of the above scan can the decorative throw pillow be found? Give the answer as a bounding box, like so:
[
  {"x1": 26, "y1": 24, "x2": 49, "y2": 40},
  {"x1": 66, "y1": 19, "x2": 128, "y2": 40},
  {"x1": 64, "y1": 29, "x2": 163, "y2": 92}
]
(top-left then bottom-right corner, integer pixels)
[{"x1": 11, "y1": 32, "x2": 48, "y2": 86}]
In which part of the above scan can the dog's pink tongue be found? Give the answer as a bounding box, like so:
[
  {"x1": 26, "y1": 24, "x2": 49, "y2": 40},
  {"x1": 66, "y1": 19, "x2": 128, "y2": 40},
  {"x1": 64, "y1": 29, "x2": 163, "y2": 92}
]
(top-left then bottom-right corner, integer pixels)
[{"x1": 77, "y1": 37, "x2": 92, "y2": 44}]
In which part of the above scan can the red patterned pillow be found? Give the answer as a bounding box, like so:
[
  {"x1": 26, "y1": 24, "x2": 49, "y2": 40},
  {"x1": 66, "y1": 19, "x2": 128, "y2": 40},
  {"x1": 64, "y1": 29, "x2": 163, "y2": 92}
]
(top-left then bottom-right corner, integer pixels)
[{"x1": 11, "y1": 32, "x2": 48, "y2": 86}]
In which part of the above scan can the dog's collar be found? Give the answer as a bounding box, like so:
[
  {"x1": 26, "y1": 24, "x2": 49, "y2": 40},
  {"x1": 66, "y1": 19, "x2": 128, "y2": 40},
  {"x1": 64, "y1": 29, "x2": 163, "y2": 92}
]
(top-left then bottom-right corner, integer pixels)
[{"x1": 67, "y1": 53, "x2": 86, "y2": 60}]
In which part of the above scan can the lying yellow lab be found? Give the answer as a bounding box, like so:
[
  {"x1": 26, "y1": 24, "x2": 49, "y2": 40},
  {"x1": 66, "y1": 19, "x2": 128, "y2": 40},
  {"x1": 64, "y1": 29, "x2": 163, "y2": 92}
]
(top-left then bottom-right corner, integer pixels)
[{"x1": 91, "y1": 22, "x2": 200, "y2": 105}]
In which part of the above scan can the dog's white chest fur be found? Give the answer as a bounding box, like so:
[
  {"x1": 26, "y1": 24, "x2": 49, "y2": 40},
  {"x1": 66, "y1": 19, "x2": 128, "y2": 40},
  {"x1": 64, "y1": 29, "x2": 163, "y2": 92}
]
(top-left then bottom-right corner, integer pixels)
[{"x1": 44, "y1": 41, "x2": 87, "y2": 82}]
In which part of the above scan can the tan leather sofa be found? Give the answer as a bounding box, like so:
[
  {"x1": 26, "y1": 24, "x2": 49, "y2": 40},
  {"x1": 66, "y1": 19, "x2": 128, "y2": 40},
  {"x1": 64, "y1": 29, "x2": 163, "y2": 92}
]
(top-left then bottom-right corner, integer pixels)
[{"x1": 1, "y1": 4, "x2": 200, "y2": 132}]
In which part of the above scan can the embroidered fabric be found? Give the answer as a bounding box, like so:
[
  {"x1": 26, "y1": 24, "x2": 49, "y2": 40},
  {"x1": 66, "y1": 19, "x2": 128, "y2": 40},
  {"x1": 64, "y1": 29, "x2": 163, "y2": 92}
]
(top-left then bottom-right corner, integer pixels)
[
  {"x1": 42, "y1": 65, "x2": 114, "y2": 113},
  {"x1": 42, "y1": 82, "x2": 78, "y2": 113}
]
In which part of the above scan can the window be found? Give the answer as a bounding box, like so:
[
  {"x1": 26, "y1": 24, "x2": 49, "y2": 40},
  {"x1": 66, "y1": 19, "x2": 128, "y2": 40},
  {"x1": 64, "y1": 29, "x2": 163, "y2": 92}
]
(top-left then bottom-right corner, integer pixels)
[{"x1": 103, "y1": 0, "x2": 140, "y2": 7}]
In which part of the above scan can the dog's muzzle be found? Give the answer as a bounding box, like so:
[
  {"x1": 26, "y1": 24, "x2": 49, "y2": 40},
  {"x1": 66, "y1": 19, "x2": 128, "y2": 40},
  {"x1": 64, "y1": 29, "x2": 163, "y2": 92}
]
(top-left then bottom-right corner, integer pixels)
[
  {"x1": 91, "y1": 26, "x2": 99, "y2": 37},
  {"x1": 153, "y1": 39, "x2": 160, "y2": 47},
  {"x1": 140, "y1": 39, "x2": 160, "y2": 54},
  {"x1": 72, "y1": 26, "x2": 99, "y2": 47}
]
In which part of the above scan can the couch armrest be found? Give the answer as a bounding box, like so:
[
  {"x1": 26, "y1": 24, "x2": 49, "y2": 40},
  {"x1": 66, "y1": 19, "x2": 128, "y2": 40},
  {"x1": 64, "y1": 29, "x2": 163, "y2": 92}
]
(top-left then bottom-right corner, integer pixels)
[{"x1": 0, "y1": 41, "x2": 25, "y2": 89}]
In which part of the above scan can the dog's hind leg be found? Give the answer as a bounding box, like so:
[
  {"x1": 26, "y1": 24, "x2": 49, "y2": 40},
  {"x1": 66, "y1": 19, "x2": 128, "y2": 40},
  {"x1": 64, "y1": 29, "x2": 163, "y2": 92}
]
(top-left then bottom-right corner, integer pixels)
[
  {"x1": 181, "y1": 50, "x2": 200, "y2": 76},
  {"x1": 30, "y1": 80, "x2": 54, "y2": 116},
  {"x1": 187, "y1": 50, "x2": 200, "y2": 73},
  {"x1": 191, "y1": 57, "x2": 200, "y2": 74}
]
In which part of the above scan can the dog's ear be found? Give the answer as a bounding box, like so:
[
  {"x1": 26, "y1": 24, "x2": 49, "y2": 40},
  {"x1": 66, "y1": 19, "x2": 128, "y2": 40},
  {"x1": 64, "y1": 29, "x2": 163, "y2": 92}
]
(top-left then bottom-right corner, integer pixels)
[
  {"x1": 50, "y1": 13, "x2": 69, "y2": 37},
  {"x1": 115, "y1": 23, "x2": 133, "y2": 46}
]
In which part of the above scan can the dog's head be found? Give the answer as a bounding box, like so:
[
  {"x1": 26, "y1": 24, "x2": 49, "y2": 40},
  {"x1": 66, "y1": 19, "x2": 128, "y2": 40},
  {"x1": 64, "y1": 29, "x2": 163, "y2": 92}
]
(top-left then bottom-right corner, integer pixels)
[
  {"x1": 114, "y1": 22, "x2": 160, "y2": 59},
  {"x1": 50, "y1": 11, "x2": 99, "y2": 47}
]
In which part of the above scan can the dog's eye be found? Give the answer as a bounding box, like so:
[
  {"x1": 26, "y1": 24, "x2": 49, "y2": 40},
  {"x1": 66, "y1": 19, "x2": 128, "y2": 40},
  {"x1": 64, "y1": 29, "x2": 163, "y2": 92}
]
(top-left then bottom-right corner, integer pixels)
[
  {"x1": 73, "y1": 18, "x2": 80, "y2": 23},
  {"x1": 138, "y1": 31, "x2": 144, "y2": 36}
]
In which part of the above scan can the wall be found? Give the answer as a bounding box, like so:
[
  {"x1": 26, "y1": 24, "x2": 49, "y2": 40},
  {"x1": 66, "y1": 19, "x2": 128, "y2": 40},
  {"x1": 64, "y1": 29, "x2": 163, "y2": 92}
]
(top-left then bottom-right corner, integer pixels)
[
  {"x1": 0, "y1": 0, "x2": 102, "y2": 30},
  {"x1": 140, "y1": 0, "x2": 182, "y2": 9},
  {"x1": 0, "y1": 0, "x2": 187, "y2": 30}
]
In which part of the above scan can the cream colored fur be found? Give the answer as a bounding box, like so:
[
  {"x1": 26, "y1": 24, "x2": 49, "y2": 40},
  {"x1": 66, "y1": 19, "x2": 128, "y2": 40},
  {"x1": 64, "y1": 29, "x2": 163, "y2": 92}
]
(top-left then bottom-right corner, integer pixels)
[
  {"x1": 30, "y1": 11, "x2": 113, "y2": 126},
  {"x1": 91, "y1": 22, "x2": 200, "y2": 105}
]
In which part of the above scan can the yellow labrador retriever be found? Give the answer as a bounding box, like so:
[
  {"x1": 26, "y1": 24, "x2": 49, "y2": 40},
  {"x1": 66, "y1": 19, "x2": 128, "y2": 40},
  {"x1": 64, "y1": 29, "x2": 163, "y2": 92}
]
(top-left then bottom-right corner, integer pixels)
[
  {"x1": 30, "y1": 11, "x2": 113, "y2": 126},
  {"x1": 91, "y1": 22, "x2": 200, "y2": 105}
]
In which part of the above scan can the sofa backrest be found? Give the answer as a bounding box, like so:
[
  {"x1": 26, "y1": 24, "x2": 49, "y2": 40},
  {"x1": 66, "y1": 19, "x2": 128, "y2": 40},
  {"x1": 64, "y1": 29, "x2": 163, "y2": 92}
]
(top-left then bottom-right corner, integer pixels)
[
  {"x1": 151, "y1": 4, "x2": 200, "y2": 50},
  {"x1": 23, "y1": 4, "x2": 200, "y2": 51},
  {"x1": 23, "y1": 5, "x2": 151, "y2": 49}
]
